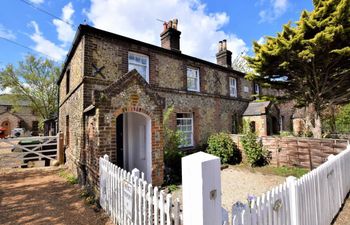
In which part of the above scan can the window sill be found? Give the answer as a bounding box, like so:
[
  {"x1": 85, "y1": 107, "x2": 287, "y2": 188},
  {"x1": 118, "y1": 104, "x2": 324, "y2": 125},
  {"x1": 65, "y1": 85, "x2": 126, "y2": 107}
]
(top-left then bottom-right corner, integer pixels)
[{"x1": 187, "y1": 89, "x2": 200, "y2": 92}]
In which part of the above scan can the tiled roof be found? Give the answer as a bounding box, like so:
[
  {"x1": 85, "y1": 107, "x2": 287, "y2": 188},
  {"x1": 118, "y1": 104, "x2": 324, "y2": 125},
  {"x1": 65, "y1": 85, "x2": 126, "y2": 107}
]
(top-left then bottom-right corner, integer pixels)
[{"x1": 243, "y1": 101, "x2": 271, "y2": 116}]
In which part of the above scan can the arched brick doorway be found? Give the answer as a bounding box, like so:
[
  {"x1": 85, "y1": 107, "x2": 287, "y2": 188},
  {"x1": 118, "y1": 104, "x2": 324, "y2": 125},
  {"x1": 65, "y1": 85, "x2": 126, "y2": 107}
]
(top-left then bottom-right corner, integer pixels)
[
  {"x1": 1, "y1": 121, "x2": 10, "y2": 136},
  {"x1": 115, "y1": 111, "x2": 152, "y2": 182}
]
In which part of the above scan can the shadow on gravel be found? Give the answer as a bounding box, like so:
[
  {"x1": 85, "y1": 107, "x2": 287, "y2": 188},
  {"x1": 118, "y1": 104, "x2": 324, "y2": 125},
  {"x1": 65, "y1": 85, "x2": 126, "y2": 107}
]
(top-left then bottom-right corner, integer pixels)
[{"x1": 0, "y1": 168, "x2": 111, "y2": 225}]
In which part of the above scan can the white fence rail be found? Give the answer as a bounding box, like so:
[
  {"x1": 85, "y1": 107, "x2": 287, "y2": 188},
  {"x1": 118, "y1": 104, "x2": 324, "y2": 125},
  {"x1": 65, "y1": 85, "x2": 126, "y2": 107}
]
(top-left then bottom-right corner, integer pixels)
[
  {"x1": 231, "y1": 145, "x2": 350, "y2": 225},
  {"x1": 0, "y1": 136, "x2": 57, "y2": 168},
  {"x1": 99, "y1": 155, "x2": 183, "y2": 225}
]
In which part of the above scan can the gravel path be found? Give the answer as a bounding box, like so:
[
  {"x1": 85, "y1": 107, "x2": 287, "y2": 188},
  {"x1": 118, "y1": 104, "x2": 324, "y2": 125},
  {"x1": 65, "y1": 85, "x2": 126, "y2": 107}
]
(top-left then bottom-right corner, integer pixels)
[
  {"x1": 0, "y1": 167, "x2": 113, "y2": 225},
  {"x1": 172, "y1": 166, "x2": 286, "y2": 212},
  {"x1": 220, "y1": 166, "x2": 285, "y2": 211},
  {"x1": 333, "y1": 195, "x2": 350, "y2": 225}
]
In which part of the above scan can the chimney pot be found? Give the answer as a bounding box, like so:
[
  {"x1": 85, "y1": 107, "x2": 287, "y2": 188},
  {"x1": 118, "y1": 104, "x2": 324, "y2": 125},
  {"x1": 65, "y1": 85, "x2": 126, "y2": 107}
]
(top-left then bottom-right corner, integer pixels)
[
  {"x1": 223, "y1": 39, "x2": 227, "y2": 50},
  {"x1": 172, "y1": 19, "x2": 178, "y2": 30},
  {"x1": 160, "y1": 18, "x2": 181, "y2": 52},
  {"x1": 216, "y1": 39, "x2": 232, "y2": 68}
]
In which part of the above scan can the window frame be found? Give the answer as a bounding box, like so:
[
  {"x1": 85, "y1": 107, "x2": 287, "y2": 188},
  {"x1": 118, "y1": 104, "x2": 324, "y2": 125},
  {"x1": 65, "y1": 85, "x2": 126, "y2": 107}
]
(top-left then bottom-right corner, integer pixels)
[
  {"x1": 66, "y1": 115, "x2": 70, "y2": 146},
  {"x1": 254, "y1": 83, "x2": 260, "y2": 95},
  {"x1": 229, "y1": 77, "x2": 238, "y2": 97},
  {"x1": 66, "y1": 69, "x2": 70, "y2": 95},
  {"x1": 176, "y1": 113, "x2": 194, "y2": 148},
  {"x1": 128, "y1": 52, "x2": 150, "y2": 83},
  {"x1": 186, "y1": 67, "x2": 200, "y2": 92},
  {"x1": 243, "y1": 86, "x2": 249, "y2": 93}
]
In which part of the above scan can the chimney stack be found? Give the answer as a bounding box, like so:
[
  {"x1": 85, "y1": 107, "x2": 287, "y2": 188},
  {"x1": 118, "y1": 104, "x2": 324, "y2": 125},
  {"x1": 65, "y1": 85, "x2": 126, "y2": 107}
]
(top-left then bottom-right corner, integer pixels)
[
  {"x1": 216, "y1": 39, "x2": 232, "y2": 68},
  {"x1": 160, "y1": 19, "x2": 181, "y2": 52}
]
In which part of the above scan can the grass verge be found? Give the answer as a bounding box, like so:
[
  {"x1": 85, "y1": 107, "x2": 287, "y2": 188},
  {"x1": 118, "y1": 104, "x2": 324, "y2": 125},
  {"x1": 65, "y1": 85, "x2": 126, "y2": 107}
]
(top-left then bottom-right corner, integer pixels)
[{"x1": 58, "y1": 169, "x2": 78, "y2": 184}]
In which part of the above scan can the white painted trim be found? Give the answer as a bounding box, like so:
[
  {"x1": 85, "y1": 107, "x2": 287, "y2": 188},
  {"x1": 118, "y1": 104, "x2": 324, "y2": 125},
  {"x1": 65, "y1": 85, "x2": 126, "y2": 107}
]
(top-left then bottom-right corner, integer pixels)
[
  {"x1": 186, "y1": 67, "x2": 200, "y2": 92},
  {"x1": 176, "y1": 112, "x2": 194, "y2": 147},
  {"x1": 128, "y1": 51, "x2": 149, "y2": 83},
  {"x1": 229, "y1": 77, "x2": 237, "y2": 97},
  {"x1": 122, "y1": 111, "x2": 152, "y2": 183}
]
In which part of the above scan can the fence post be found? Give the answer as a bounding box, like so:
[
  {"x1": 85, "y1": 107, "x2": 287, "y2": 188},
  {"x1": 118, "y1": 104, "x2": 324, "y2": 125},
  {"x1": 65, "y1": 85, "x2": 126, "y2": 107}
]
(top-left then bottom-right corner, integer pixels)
[
  {"x1": 57, "y1": 132, "x2": 64, "y2": 164},
  {"x1": 182, "y1": 152, "x2": 222, "y2": 225},
  {"x1": 287, "y1": 176, "x2": 299, "y2": 225},
  {"x1": 104, "y1": 154, "x2": 110, "y2": 161},
  {"x1": 132, "y1": 168, "x2": 140, "y2": 178},
  {"x1": 328, "y1": 154, "x2": 335, "y2": 161}
]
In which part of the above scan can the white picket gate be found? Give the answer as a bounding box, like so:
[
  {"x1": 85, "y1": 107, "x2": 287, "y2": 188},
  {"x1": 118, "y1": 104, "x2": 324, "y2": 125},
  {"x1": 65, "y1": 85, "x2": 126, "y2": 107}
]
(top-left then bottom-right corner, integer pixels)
[
  {"x1": 231, "y1": 145, "x2": 350, "y2": 225},
  {"x1": 99, "y1": 155, "x2": 183, "y2": 225}
]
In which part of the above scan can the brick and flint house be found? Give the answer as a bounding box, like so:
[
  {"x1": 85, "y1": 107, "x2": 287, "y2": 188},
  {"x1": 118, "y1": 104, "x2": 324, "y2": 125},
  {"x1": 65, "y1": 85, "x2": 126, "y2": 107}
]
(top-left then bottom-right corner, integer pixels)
[
  {"x1": 57, "y1": 20, "x2": 294, "y2": 187},
  {"x1": 0, "y1": 94, "x2": 40, "y2": 136}
]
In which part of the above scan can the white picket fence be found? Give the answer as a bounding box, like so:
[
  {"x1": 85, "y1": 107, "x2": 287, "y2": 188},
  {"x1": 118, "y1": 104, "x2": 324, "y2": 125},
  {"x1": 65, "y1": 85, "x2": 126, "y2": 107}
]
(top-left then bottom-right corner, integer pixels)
[
  {"x1": 231, "y1": 145, "x2": 350, "y2": 225},
  {"x1": 99, "y1": 155, "x2": 183, "y2": 225}
]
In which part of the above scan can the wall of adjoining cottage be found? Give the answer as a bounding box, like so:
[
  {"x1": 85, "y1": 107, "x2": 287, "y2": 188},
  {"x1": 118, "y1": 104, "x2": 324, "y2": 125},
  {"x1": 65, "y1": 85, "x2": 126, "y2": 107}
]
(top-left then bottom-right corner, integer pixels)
[
  {"x1": 58, "y1": 85, "x2": 85, "y2": 178},
  {"x1": 59, "y1": 39, "x2": 85, "y2": 103},
  {"x1": 58, "y1": 37, "x2": 85, "y2": 181}
]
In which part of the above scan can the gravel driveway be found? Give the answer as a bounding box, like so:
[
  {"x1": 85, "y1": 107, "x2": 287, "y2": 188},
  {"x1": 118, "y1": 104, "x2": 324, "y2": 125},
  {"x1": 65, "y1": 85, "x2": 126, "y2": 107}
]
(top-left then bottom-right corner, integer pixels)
[
  {"x1": 0, "y1": 167, "x2": 113, "y2": 225},
  {"x1": 172, "y1": 166, "x2": 286, "y2": 212}
]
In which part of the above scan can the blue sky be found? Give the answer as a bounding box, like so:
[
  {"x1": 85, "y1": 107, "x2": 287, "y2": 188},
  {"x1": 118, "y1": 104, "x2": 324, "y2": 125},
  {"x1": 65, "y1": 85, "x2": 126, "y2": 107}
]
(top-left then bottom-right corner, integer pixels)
[{"x1": 0, "y1": 0, "x2": 313, "y2": 69}]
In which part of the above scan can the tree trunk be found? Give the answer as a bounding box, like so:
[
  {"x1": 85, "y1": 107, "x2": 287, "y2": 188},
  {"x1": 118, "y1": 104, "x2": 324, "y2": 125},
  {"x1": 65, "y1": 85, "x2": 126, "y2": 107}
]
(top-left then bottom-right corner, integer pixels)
[
  {"x1": 305, "y1": 104, "x2": 322, "y2": 138},
  {"x1": 312, "y1": 115, "x2": 322, "y2": 138}
]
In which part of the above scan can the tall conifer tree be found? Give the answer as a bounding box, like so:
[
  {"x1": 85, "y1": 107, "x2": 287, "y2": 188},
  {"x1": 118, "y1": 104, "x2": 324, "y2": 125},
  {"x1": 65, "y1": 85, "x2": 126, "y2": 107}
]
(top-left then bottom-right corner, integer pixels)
[{"x1": 246, "y1": 0, "x2": 350, "y2": 138}]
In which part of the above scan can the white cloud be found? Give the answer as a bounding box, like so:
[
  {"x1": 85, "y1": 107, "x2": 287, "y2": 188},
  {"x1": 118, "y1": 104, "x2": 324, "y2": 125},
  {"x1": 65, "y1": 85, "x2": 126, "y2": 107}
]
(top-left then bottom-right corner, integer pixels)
[
  {"x1": 86, "y1": 0, "x2": 247, "y2": 62},
  {"x1": 257, "y1": 36, "x2": 265, "y2": 45},
  {"x1": 29, "y1": 21, "x2": 67, "y2": 61},
  {"x1": 259, "y1": 0, "x2": 289, "y2": 23},
  {"x1": 0, "y1": 24, "x2": 16, "y2": 40},
  {"x1": 0, "y1": 87, "x2": 12, "y2": 94},
  {"x1": 53, "y1": 2, "x2": 75, "y2": 46},
  {"x1": 29, "y1": 0, "x2": 44, "y2": 4}
]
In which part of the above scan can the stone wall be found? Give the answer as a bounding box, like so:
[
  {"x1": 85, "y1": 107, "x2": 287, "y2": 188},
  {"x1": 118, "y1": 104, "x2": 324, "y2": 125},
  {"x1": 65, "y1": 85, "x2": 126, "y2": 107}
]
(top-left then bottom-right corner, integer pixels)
[
  {"x1": 84, "y1": 33, "x2": 254, "y2": 101},
  {"x1": 243, "y1": 115, "x2": 267, "y2": 136},
  {"x1": 160, "y1": 91, "x2": 248, "y2": 146},
  {"x1": 231, "y1": 134, "x2": 349, "y2": 169},
  {"x1": 59, "y1": 39, "x2": 85, "y2": 103},
  {"x1": 58, "y1": 85, "x2": 85, "y2": 178},
  {"x1": 58, "y1": 39, "x2": 85, "y2": 179}
]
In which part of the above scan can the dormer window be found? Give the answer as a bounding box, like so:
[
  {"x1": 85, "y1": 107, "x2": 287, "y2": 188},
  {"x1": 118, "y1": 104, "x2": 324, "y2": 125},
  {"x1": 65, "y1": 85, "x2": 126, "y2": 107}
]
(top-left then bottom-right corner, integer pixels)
[{"x1": 128, "y1": 52, "x2": 149, "y2": 82}]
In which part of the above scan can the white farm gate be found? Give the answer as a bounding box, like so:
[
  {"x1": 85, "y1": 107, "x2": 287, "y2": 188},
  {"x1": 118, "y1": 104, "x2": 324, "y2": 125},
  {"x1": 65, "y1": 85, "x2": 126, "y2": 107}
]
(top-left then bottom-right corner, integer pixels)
[
  {"x1": 100, "y1": 155, "x2": 183, "y2": 225},
  {"x1": 0, "y1": 136, "x2": 57, "y2": 168}
]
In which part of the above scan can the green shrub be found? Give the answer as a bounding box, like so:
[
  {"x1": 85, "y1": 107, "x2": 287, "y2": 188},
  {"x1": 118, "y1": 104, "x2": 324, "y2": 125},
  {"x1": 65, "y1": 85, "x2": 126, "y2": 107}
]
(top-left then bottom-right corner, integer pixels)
[
  {"x1": 241, "y1": 121, "x2": 268, "y2": 166},
  {"x1": 280, "y1": 131, "x2": 294, "y2": 137},
  {"x1": 163, "y1": 106, "x2": 185, "y2": 185},
  {"x1": 207, "y1": 132, "x2": 241, "y2": 164}
]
